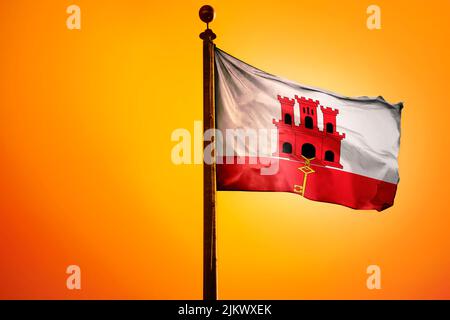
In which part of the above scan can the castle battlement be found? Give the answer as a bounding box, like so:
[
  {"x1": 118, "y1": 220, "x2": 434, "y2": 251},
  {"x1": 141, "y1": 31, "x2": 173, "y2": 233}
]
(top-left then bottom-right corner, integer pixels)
[
  {"x1": 320, "y1": 106, "x2": 339, "y2": 115},
  {"x1": 277, "y1": 95, "x2": 295, "y2": 106},
  {"x1": 295, "y1": 95, "x2": 319, "y2": 107}
]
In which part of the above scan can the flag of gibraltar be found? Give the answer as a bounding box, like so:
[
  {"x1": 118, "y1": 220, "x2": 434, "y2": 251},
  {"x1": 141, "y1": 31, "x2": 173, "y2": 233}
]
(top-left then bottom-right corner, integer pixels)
[{"x1": 215, "y1": 48, "x2": 402, "y2": 211}]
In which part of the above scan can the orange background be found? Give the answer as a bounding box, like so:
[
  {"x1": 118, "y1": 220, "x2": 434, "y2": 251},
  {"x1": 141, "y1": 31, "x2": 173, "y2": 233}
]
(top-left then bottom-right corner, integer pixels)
[{"x1": 0, "y1": 0, "x2": 449, "y2": 299}]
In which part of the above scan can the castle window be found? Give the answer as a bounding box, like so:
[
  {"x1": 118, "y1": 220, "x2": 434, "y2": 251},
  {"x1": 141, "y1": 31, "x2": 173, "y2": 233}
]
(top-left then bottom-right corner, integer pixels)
[
  {"x1": 325, "y1": 150, "x2": 334, "y2": 162},
  {"x1": 305, "y1": 116, "x2": 313, "y2": 129},
  {"x1": 311, "y1": 109, "x2": 314, "y2": 116},
  {"x1": 303, "y1": 107, "x2": 305, "y2": 113},
  {"x1": 301, "y1": 143, "x2": 316, "y2": 159},
  {"x1": 282, "y1": 142, "x2": 292, "y2": 154},
  {"x1": 326, "y1": 123, "x2": 333, "y2": 133},
  {"x1": 284, "y1": 113, "x2": 292, "y2": 125}
]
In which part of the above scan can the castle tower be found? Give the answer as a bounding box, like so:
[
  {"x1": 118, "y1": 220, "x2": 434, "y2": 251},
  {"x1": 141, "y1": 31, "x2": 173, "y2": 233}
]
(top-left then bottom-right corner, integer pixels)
[
  {"x1": 320, "y1": 106, "x2": 340, "y2": 135},
  {"x1": 320, "y1": 105, "x2": 345, "y2": 167},
  {"x1": 277, "y1": 95, "x2": 295, "y2": 126},
  {"x1": 295, "y1": 96, "x2": 319, "y2": 130}
]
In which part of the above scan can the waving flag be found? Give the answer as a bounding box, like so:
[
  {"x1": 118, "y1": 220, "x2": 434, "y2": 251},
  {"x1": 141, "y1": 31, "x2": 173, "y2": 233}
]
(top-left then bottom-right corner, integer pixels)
[{"x1": 215, "y1": 48, "x2": 402, "y2": 211}]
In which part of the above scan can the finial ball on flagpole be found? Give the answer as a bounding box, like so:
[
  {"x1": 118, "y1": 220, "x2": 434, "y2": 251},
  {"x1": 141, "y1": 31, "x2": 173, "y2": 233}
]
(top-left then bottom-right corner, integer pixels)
[{"x1": 199, "y1": 5, "x2": 215, "y2": 24}]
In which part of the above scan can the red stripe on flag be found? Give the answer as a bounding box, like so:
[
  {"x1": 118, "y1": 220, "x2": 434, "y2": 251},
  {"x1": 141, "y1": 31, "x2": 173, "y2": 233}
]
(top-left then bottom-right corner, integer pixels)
[{"x1": 217, "y1": 157, "x2": 397, "y2": 211}]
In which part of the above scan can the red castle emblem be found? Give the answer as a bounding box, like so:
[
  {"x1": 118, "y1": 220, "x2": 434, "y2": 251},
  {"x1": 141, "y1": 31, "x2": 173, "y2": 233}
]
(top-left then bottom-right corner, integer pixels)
[{"x1": 273, "y1": 95, "x2": 345, "y2": 169}]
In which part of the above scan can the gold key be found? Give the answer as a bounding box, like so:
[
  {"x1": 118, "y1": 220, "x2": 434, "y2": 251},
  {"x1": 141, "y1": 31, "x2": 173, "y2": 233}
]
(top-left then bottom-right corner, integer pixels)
[{"x1": 294, "y1": 156, "x2": 315, "y2": 196}]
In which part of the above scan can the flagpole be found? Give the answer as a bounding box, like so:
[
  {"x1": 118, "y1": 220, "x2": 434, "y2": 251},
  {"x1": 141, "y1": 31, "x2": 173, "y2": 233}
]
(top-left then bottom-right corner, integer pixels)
[{"x1": 199, "y1": 5, "x2": 217, "y2": 301}]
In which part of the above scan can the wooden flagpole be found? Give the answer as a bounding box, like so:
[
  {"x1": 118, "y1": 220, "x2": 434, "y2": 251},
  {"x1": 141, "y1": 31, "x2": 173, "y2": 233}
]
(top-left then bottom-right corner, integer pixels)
[{"x1": 199, "y1": 5, "x2": 217, "y2": 301}]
